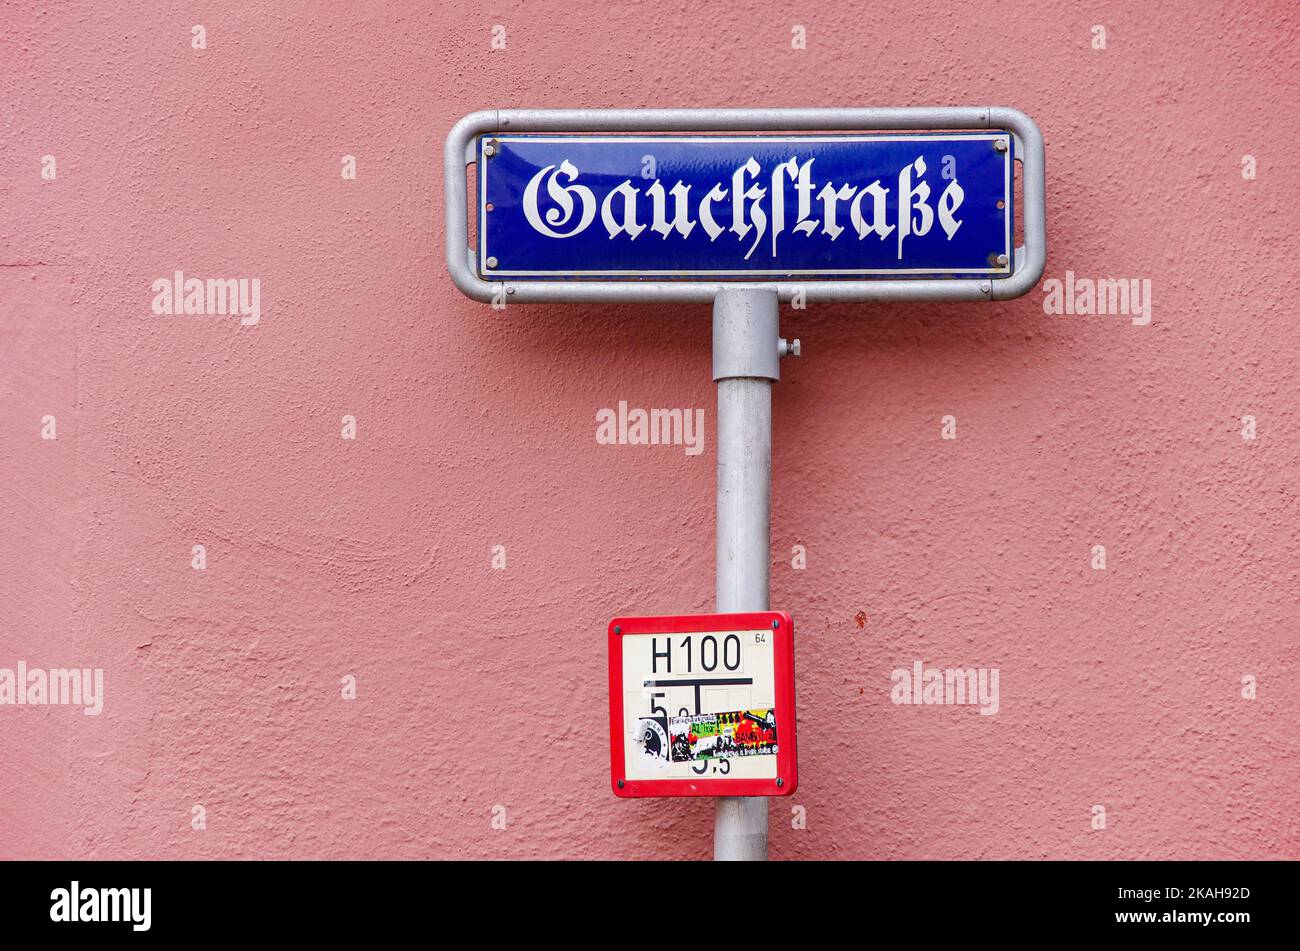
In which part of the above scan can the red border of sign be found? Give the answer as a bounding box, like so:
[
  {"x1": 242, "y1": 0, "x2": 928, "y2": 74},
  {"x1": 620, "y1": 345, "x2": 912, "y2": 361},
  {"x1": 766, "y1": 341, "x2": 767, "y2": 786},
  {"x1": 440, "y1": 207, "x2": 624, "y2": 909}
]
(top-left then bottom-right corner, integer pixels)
[{"x1": 608, "y1": 611, "x2": 797, "y2": 798}]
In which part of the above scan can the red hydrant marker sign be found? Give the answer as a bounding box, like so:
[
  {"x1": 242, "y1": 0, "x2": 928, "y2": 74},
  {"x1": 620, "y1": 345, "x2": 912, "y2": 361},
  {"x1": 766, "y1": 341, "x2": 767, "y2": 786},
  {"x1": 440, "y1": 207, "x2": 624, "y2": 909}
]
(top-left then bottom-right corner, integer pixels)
[{"x1": 608, "y1": 612, "x2": 797, "y2": 797}]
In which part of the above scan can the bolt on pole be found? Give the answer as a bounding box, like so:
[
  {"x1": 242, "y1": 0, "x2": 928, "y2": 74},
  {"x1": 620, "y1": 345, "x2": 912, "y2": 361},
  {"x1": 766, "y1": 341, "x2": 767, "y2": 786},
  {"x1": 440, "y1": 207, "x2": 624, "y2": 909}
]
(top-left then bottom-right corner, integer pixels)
[{"x1": 712, "y1": 286, "x2": 782, "y2": 861}]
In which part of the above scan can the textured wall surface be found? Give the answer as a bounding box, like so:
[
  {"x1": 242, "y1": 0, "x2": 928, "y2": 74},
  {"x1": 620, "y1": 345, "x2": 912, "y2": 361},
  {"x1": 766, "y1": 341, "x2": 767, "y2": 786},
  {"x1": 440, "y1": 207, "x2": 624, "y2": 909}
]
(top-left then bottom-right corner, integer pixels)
[{"x1": 1, "y1": 1, "x2": 1296, "y2": 860}]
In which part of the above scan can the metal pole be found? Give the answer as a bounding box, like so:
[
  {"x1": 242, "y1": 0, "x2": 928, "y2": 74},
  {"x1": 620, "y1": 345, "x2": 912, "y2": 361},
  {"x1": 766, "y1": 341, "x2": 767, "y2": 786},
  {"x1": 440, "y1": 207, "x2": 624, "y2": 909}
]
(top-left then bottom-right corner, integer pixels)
[{"x1": 712, "y1": 286, "x2": 781, "y2": 861}]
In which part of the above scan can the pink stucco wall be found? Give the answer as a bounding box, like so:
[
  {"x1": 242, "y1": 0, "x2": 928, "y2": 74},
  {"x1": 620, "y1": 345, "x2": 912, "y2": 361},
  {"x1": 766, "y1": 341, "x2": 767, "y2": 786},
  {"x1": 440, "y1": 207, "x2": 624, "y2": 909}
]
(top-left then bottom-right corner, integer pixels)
[{"x1": 2, "y1": 1, "x2": 1296, "y2": 860}]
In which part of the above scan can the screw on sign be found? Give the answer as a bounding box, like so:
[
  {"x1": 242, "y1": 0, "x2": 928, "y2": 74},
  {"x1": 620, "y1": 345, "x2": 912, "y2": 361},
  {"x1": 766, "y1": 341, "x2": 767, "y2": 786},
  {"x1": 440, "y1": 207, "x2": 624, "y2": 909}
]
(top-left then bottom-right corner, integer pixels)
[{"x1": 445, "y1": 108, "x2": 1046, "y2": 859}]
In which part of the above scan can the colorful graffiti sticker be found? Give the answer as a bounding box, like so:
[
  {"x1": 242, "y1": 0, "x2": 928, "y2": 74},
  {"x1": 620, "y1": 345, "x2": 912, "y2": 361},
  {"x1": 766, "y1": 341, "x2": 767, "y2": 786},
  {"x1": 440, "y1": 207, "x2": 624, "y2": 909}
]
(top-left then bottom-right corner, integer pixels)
[{"x1": 668, "y1": 709, "x2": 778, "y2": 762}]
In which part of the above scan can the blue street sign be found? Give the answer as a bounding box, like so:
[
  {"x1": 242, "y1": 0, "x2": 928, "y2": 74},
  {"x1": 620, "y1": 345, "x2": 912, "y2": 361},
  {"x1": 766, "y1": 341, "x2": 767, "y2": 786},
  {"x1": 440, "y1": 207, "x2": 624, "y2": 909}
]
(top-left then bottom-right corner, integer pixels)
[{"x1": 478, "y1": 133, "x2": 1013, "y2": 280}]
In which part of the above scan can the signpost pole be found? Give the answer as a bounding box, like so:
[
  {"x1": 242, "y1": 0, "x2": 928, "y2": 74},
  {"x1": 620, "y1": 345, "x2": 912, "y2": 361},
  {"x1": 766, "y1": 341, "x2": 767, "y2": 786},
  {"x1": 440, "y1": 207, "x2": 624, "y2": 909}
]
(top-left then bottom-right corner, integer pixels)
[{"x1": 712, "y1": 286, "x2": 782, "y2": 861}]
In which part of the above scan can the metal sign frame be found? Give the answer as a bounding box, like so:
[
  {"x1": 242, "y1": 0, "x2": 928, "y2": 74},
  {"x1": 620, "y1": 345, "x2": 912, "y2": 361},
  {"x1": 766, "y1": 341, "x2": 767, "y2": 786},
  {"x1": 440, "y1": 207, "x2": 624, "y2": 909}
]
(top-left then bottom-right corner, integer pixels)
[
  {"x1": 608, "y1": 611, "x2": 797, "y2": 799},
  {"x1": 444, "y1": 107, "x2": 1045, "y2": 304}
]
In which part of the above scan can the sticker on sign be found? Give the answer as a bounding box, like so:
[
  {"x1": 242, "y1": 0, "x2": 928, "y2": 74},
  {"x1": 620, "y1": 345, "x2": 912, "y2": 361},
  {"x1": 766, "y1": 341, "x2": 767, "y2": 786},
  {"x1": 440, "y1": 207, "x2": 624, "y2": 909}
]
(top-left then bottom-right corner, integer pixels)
[{"x1": 608, "y1": 611, "x2": 797, "y2": 797}]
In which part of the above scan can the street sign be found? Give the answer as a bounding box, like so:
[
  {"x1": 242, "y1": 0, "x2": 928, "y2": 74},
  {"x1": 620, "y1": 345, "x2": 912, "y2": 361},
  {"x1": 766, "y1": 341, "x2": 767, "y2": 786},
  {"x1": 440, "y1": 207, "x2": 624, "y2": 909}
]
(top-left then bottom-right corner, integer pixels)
[
  {"x1": 479, "y1": 133, "x2": 1012, "y2": 280},
  {"x1": 608, "y1": 611, "x2": 797, "y2": 797},
  {"x1": 446, "y1": 106, "x2": 1046, "y2": 857}
]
